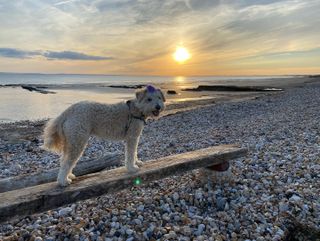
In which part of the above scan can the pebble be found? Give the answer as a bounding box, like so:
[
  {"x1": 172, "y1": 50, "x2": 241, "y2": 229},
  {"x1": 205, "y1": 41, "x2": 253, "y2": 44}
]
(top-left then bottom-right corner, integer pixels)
[
  {"x1": 279, "y1": 202, "x2": 289, "y2": 212},
  {"x1": 125, "y1": 229, "x2": 134, "y2": 236},
  {"x1": 289, "y1": 194, "x2": 302, "y2": 202},
  {"x1": 172, "y1": 192, "x2": 180, "y2": 201},
  {"x1": 183, "y1": 226, "x2": 192, "y2": 236},
  {"x1": 216, "y1": 197, "x2": 227, "y2": 211},
  {"x1": 137, "y1": 205, "x2": 144, "y2": 212},
  {"x1": 58, "y1": 207, "x2": 73, "y2": 217}
]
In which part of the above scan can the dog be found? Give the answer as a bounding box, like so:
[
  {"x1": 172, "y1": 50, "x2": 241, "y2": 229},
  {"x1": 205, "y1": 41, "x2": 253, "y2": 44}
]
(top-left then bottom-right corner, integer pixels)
[{"x1": 43, "y1": 85, "x2": 165, "y2": 186}]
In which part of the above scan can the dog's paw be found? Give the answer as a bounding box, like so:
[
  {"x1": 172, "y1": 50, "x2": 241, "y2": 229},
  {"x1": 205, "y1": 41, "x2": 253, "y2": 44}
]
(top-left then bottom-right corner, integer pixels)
[
  {"x1": 68, "y1": 173, "x2": 76, "y2": 180},
  {"x1": 127, "y1": 165, "x2": 140, "y2": 173},
  {"x1": 58, "y1": 177, "x2": 72, "y2": 187},
  {"x1": 136, "y1": 160, "x2": 144, "y2": 167}
]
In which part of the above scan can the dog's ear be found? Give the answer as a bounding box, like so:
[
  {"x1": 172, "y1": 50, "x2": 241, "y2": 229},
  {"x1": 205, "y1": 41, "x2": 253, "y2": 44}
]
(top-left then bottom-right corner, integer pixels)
[
  {"x1": 157, "y1": 89, "x2": 166, "y2": 102},
  {"x1": 135, "y1": 88, "x2": 147, "y2": 102}
]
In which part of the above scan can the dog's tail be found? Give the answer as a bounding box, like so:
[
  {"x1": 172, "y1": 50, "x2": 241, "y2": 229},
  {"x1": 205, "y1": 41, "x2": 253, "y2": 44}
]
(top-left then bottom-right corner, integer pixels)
[{"x1": 42, "y1": 114, "x2": 66, "y2": 154}]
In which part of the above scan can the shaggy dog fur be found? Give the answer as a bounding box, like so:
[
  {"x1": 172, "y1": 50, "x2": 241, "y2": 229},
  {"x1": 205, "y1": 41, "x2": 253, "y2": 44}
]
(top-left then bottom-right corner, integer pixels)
[{"x1": 43, "y1": 86, "x2": 165, "y2": 186}]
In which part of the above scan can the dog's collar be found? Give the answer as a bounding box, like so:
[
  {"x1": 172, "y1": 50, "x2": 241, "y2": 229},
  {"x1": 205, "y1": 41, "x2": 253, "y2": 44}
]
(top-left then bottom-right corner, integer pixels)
[
  {"x1": 126, "y1": 100, "x2": 147, "y2": 125},
  {"x1": 131, "y1": 115, "x2": 147, "y2": 124}
]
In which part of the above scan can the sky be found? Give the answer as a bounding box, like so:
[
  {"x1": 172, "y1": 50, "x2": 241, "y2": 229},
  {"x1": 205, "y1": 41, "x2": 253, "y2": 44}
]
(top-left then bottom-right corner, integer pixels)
[{"x1": 0, "y1": 0, "x2": 320, "y2": 76}]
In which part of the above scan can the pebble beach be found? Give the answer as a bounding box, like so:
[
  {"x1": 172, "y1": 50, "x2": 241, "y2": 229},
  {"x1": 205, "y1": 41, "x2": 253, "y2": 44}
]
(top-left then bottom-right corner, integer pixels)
[{"x1": 0, "y1": 80, "x2": 320, "y2": 240}]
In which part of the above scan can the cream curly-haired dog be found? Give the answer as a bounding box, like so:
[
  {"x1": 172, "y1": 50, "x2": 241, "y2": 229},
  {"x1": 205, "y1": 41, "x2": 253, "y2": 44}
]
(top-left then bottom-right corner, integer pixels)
[{"x1": 43, "y1": 85, "x2": 165, "y2": 186}]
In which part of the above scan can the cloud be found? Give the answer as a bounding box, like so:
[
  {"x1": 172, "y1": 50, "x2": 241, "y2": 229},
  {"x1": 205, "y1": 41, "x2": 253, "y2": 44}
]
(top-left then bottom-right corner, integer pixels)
[
  {"x1": 236, "y1": 47, "x2": 320, "y2": 62},
  {"x1": 0, "y1": 48, "x2": 40, "y2": 58},
  {"x1": 54, "y1": 0, "x2": 77, "y2": 6},
  {"x1": 94, "y1": 0, "x2": 191, "y2": 25},
  {"x1": 1, "y1": 0, "x2": 320, "y2": 74},
  {"x1": 133, "y1": 0, "x2": 190, "y2": 24},
  {"x1": 232, "y1": 0, "x2": 286, "y2": 8},
  {"x1": 186, "y1": 0, "x2": 220, "y2": 10},
  {"x1": 0, "y1": 48, "x2": 113, "y2": 61},
  {"x1": 43, "y1": 51, "x2": 113, "y2": 60}
]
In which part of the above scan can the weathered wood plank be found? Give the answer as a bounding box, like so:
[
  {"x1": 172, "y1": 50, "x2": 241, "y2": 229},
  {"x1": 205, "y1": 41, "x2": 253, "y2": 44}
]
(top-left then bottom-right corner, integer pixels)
[
  {"x1": 0, "y1": 145, "x2": 247, "y2": 223},
  {"x1": 0, "y1": 153, "x2": 123, "y2": 193}
]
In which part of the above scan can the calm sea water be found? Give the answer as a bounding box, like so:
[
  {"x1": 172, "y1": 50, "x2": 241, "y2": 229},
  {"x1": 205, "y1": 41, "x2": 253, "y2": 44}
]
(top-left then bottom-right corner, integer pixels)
[
  {"x1": 0, "y1": 72, "x2": 294, "y2": 86},
  {"x1": 0, "y1": 73, "x2": 293, "y2": 122}
]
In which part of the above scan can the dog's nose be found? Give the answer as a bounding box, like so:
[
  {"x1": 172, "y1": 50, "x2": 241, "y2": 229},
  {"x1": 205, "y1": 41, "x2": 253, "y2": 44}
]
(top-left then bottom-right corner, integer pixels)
[{"x1": 155, "y1": 104, "x2": 161, "y2": 110}]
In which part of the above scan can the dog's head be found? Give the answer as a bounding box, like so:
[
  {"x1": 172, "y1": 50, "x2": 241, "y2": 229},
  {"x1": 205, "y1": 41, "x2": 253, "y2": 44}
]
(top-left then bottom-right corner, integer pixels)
[{"x1": 135, "y1": 85, "x2": 166, "y2": 118}]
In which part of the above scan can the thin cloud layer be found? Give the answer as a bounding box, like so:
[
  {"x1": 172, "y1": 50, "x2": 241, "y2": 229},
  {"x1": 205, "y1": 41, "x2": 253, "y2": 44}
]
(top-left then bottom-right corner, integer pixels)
[
  {"x1": 43, "y1": 51, "x2": 113, "y2": 60},
  {"x1": 0, "y1": 48, "x2": 39, "y2": 59},
  {"x1": 0, "y1": 48, "x2": 112, "y2": 61},
  {"x1": 0, "y1": 0, "x2": 319, "y2": 75}
]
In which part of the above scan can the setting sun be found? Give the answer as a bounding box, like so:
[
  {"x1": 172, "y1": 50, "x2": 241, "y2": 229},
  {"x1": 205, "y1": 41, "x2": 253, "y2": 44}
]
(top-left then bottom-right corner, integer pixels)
[{"x1": 173, "y1": 46, "x2": 191, "y2": 63}]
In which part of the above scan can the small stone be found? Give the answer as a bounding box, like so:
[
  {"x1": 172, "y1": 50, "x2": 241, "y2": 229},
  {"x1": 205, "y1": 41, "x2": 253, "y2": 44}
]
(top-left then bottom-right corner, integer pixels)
[
  {"x1": 174, "y1": 215, "x2": 181, "y2": 222},
  {"x1": 172, "y1": 192, "x2": 180, "y2": 201},
  {"x1": 165, "y1": 231, "x2": 177, "y2": 239},
  {"x1": 289, "y1": 194, "x2": 302, "y2": 202},
  {"x1": 231, "y1": 232, "x2": 237, "y2": 238},
  {"x1": 4, "y1": 224, "x2": 13, "y2": 231},
  {"x1": 143, "y1": 230, "x2": 152, "y2": 239},
  {"x1": 58, "y1": 207, "x2": 72, "y2": 217},
  {"x1": 126, "y1": 228, "x2": 134, "y2": 236},
  {"x1": 44, "y1": 237, "x2": 55, "y2": 241},
  {"x1": 216, "y1": 197, "x2": 226, "y2": 211},
  {"x1": 134, "y1": 218, "x2": 142, "y2": 226},
  {"x1": 137, "y1": 204, "x2": 145, "y2": 212},
  {"x1": 183, "y1": 226, "x2": 192, "y2": 236},
  {"x1": 279, "y1": 202, "x2": 289, "y2": 212},
  {"x1": 14, "y1": 164, "x2": 22, "y2": 170},
  {"x1": 197, "y1": 223, "x2": 205, "y2": 234},
  {"x1": 276, "y1": 228, "x2": 284, "y2": 236},
  {"x1": 196, "y1": 236, "x2": 205, "y2": 241},
  {"x1": 195, "y1": 190, "x2": 203, "y2": 200}
]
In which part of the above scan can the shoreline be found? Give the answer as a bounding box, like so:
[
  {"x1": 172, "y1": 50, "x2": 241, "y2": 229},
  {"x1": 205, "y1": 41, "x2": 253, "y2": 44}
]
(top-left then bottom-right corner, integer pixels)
[
  {"x1": 1, "y1": 76, "x2": 318, "y2": 123},
  {"x1": 0, "y1": 91, "x2": 274, "y2": 142}
]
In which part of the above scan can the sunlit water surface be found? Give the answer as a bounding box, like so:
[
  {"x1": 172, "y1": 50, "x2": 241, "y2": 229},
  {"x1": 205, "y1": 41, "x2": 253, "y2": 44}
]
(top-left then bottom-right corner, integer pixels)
[{"x1": 0, "y1": 73, "x2": 296, "y2": 122}]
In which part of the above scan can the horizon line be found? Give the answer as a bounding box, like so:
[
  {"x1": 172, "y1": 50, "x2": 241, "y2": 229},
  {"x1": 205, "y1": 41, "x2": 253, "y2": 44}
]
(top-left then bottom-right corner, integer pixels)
[{"x1": 0, "y1": 71, "x2": 312, "y2": 78}]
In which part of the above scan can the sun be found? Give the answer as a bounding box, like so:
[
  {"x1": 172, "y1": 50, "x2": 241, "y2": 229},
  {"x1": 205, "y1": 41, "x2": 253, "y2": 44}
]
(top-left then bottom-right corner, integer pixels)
[{"x1": 173, "y1": 46, "x2": 191, "y2": 63}]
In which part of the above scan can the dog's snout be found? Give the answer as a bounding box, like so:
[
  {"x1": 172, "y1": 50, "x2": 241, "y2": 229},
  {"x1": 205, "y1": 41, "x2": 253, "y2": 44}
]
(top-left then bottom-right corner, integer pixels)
[{"x1": 155, "y1": 104, "x2": 161, "y2": 110}]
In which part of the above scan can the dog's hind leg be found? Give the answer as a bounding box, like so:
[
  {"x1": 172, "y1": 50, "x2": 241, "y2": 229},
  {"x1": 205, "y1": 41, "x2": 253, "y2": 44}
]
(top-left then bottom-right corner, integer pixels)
[
  {"x1": 58, "y1": 155, "x2": 73, "y2": 186},
  {"x1": 57, "y1": 133, "x2": 88, "y2": 186}
]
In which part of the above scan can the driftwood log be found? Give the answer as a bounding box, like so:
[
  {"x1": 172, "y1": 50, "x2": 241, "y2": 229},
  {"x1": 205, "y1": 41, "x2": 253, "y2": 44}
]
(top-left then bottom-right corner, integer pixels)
[
  {"x1": 0, "y1": 152, "x2": 123, "y2": 193},
  {"x1": 0, "y1": 145, "x2": 247, "y2": 223}
]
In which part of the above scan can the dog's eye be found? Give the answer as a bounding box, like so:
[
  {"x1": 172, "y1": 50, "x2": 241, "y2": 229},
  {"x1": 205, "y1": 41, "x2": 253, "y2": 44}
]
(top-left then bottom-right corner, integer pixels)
[{"x1": 147, "y1": 98, "x2": 152, "y2": 102}]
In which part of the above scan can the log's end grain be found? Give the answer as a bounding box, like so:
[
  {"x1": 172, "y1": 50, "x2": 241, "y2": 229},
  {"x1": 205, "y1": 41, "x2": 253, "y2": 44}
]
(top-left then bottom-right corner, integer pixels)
[{"x1": 206, "y1": 162, "x2": 230, "y2": 172}]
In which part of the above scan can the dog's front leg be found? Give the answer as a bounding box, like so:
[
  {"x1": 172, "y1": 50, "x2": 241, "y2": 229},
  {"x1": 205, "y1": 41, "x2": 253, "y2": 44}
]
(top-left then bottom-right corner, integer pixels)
[{"x1": 125, "y1": 137, "x2": 140, "y2": 173}]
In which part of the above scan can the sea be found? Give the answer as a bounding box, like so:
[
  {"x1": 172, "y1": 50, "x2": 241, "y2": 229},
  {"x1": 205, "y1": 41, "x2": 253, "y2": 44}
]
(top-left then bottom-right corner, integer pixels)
[{"x1": 0, "y1": 72, "x2": 295, "y2": 122}]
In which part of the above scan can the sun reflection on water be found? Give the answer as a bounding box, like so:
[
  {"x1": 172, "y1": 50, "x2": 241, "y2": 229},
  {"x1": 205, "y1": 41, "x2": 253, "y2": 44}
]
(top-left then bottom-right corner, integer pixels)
[{"x1": 174, "y1": 76, "x2": 185, "y2": 83}]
